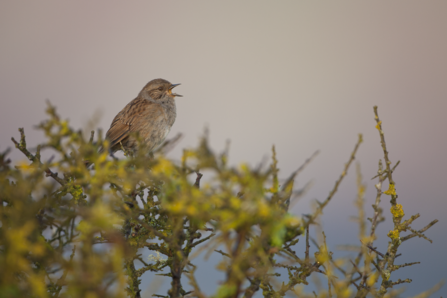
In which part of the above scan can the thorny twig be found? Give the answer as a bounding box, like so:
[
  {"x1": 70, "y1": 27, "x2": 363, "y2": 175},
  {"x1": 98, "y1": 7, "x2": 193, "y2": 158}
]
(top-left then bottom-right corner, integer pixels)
[{"x1": 12, "y1": 128, "x2": 66, "y2": 185}]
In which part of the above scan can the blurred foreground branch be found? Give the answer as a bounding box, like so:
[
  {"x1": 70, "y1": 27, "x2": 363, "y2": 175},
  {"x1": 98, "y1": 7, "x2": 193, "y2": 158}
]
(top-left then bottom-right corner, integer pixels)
[{"x1": 0, "y1": 102, "x2": 441, "y2": 298}]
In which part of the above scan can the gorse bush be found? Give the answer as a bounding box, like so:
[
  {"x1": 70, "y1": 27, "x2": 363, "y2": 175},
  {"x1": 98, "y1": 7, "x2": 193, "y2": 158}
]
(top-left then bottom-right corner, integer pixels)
[{"x1": 0, "y1": 103, "x2": 440, "y2": 298}]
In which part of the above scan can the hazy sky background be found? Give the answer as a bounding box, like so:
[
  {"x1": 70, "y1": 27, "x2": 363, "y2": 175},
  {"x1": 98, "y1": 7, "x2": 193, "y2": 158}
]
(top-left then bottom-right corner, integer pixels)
[{"x1": 1, "y1": 1, "x2": 446, "y2": 296}]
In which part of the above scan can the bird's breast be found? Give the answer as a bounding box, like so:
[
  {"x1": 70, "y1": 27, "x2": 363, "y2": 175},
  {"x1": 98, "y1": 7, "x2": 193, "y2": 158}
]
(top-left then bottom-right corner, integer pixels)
[{"x1": 162, "y1": 100, "x2": 177, "y2": 127}]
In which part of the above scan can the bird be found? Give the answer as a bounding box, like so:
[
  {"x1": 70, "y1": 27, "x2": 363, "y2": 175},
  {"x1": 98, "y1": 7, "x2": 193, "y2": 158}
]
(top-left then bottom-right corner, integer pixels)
[{"x1": 105, "y1": 78, "x2": 182, "y2": 156}]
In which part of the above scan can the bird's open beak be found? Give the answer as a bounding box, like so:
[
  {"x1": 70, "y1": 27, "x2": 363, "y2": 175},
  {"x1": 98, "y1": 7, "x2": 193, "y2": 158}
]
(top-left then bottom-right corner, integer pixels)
[{"x1": 169, "y1": 83, "x2": 182, "y2": 97}]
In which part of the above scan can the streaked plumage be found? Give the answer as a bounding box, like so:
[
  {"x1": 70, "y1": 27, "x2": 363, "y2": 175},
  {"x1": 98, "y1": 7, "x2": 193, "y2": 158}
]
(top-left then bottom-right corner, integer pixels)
[{"x1": 105, "y1": 78, "x2": 181, "y2": 155}]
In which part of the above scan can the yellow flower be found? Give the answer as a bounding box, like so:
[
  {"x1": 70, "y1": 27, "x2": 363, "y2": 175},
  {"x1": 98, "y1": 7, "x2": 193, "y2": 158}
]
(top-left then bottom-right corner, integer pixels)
[
  {"x1": 186, "y1": 205, "x2": 197, "y2": 216},
  {"x1": 152, "y1": 157, "x2": 175, "y2": 175},
  {"x1": 17, "y1": 160, "x2": 36, "y2": 174},
  {"x1": 387, "y1": 229, "x2": 399, "y2": 240},
  {"x1": 375, "y1": 121, "x2": 382, "y2": 130},
  {"x1": 390, "y1": 204, "x2": 404, "y2": 218},
  {"x1": 367, "y1": 272, "x2": 379, "y2": 287},
  {"x1": 60, "y1": 120, "x2": 70, "y2": 135},
  {"x1": 383, "y1": 184, "x2": 396, "y2": 196},
  {"x1": 230, "y1": 196, "x2": 241, "y2": 209}
]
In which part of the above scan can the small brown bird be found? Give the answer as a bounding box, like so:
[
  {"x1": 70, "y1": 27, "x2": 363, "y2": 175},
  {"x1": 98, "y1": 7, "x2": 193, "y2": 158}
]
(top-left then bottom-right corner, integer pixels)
[{"x1": 105, "y1": 78, "x2": 182, "y2": 155}]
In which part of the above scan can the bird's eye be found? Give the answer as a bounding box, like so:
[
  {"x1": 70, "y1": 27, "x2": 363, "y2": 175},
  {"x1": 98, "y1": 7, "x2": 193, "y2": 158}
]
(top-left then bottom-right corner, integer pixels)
[{"x1": 158, "y1": 87, "x2": 163, "y2": 91}]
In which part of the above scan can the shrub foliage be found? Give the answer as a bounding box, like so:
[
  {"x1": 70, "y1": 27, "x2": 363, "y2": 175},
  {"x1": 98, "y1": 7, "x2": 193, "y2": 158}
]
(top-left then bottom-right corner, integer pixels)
[{"x1": 0, "y1": 104, "x2": 440, "y2": 298}]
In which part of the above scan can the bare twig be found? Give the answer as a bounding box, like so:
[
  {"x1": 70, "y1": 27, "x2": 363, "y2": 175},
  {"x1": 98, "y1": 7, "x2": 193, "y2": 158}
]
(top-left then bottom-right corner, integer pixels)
[
  {"x1": 365, "y1": 245, "x2": 384, "y2": 258},
  {"x1": 54, "y1": 246, "x2": 76, "y2": 297},
  {"x1": 305, "y1": 224, "x2": 310, "y2": 262},
  {"x1": 194, "y1": 172, "x2": 203, "y2": 188},
  {"x1": 401, "y1": 219, "x2": 438, "y2": 242},
  {"x1": 373, "y1": 106, "x2": 395, "y2": 188},
  {"x1": 390, "y1": 278, "x2": 412, "y2": 286},
  {"x1": 185, "y1": 264, "x2": 206, "y2": 298},
  {"x1": 12, "y1": 128, "x2": 66, "y2": 185},
  {"x1": 311, "y1": 134, "x2": 363, "y2": 221},
  {"x1": 392, "y1": 261, "x2": 420, "y2": 271},
  {"x1": 214, "y1": 250, "x2": 230, "y2": 258},
  {"x1": 368, "y1": 160, "x2": 385, "y2": 250}
]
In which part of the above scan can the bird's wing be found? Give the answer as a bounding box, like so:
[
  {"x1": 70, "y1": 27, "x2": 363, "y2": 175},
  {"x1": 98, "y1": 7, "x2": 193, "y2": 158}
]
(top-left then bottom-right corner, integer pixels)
[{"x1": 106, "y1": 97, "x2": 166, "y2": 149}]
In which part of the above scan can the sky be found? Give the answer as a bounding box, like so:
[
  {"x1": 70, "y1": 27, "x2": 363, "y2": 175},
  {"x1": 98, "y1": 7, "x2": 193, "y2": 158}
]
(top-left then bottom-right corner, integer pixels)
[{"x1": 1, "y1": 1, "x2": 446, "y2": 296}]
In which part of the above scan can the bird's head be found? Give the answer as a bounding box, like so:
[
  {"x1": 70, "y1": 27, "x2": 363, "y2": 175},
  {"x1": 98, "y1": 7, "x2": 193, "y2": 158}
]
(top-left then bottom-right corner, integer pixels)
[{"x1": 140, "y1": 78, "x2": 182, "y2": 101}]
